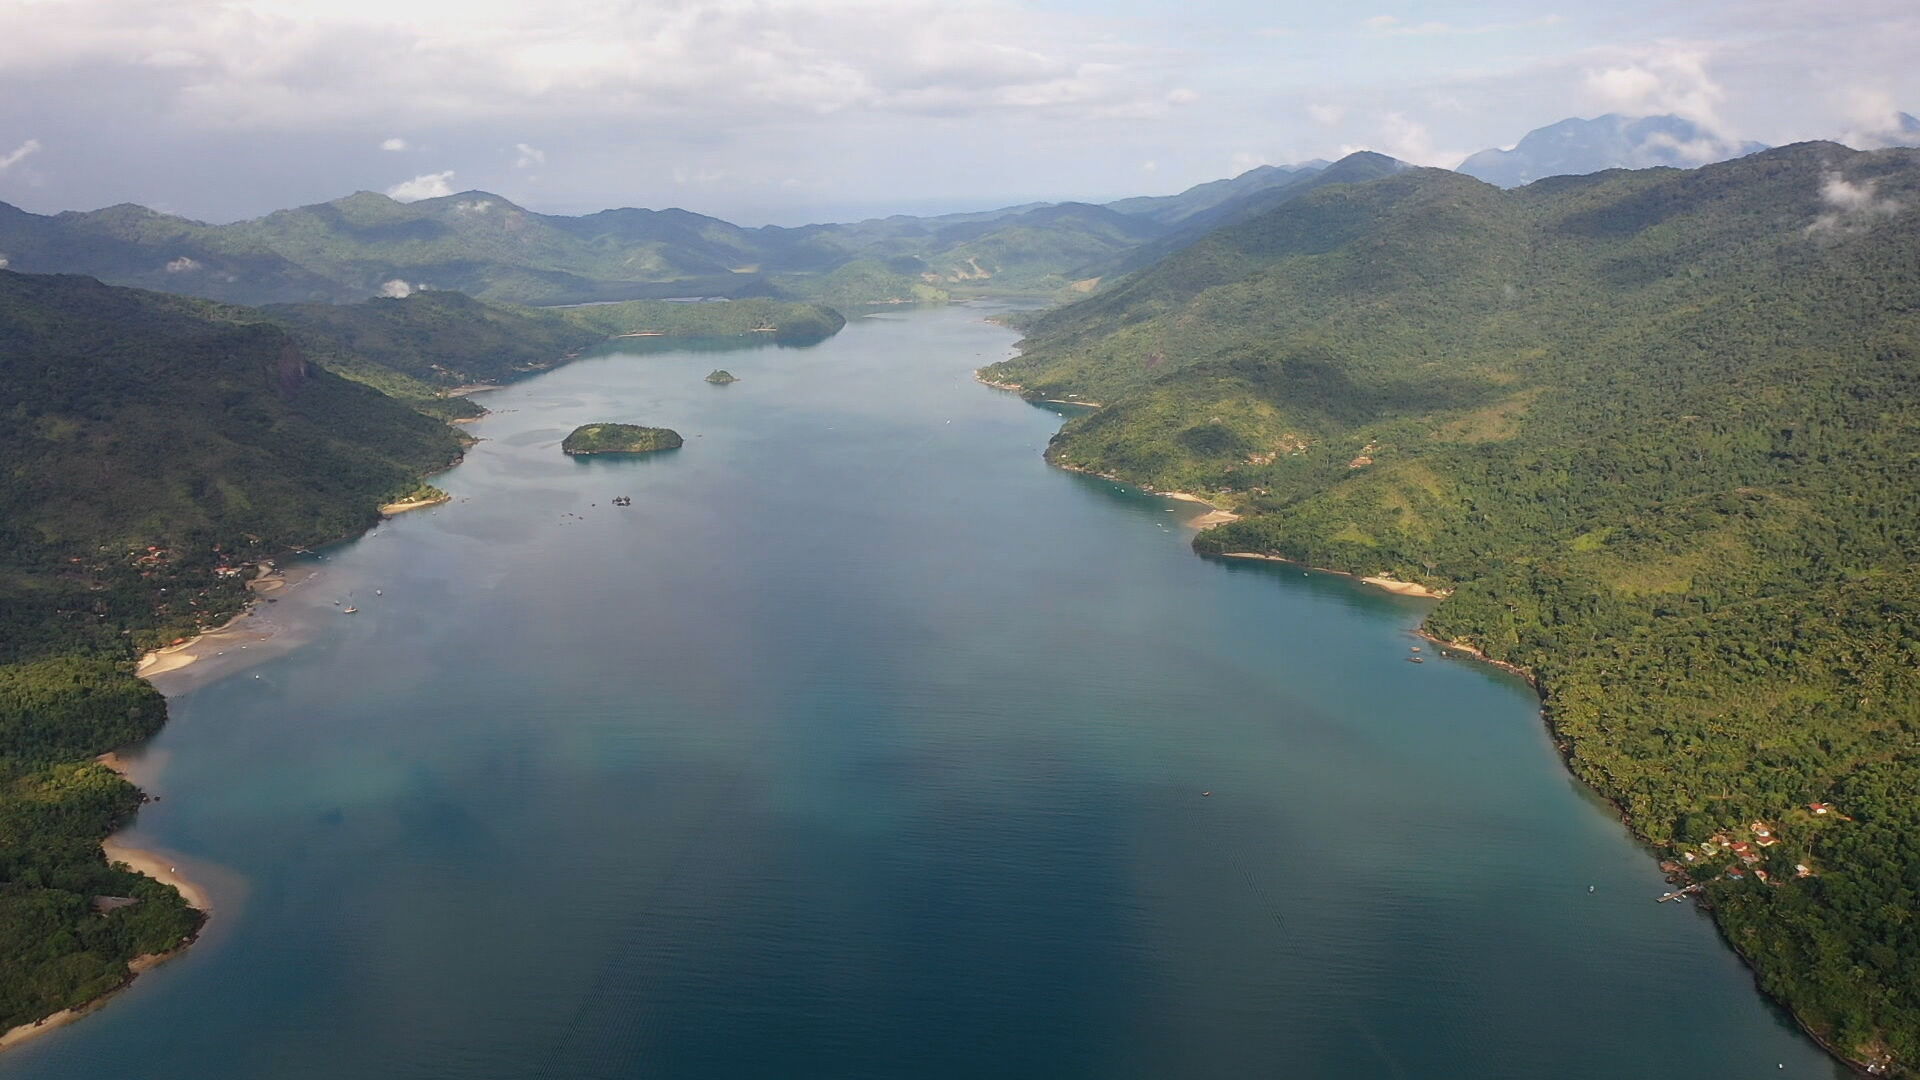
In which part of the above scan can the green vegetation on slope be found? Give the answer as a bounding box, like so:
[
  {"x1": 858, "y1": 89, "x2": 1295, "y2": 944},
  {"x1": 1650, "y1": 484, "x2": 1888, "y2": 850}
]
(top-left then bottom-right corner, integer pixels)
[
  {"x1": 552, "y1": 297, "x2": 845, "y2": 344},
  {"x1": 0, "y1": 657, "x2": 200, "y2": 1033},
  {"x1": 260, "y1": 292, "x2": 844, "y2": 417},
  {"x1": 987, "y1": 143, "x2": 1920, "y2": 1074},
  {"x1": 0, "y1": 271, "x2": 468, "y2": 1035},
  {"x1": 262, "y1": 290, "x2": 601, "y2": 388},
  {"x1": 0, "y1": 186, "x2": 1190, "y2": 307},
  {"x1": 561, "y1": 423, "x2": 683, "y2": 455}
]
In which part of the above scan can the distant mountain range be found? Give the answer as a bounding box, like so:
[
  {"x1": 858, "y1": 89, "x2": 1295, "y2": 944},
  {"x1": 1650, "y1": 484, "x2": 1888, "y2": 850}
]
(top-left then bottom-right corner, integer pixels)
[
  {"x1": 0, "y1": 155, "x2": 1393, "y2": 308},
  {"x1": 4, "y1": 108, "x2": 1909, "y2": 309},
  {"x1": 1456, "y1": 114, "x2": 1770, "y2": 188}
]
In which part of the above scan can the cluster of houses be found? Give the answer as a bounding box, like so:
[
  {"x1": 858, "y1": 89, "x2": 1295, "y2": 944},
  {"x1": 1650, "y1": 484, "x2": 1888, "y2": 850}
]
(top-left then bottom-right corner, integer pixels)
[{"x1": 1684, "y1": 806, "x2": 1841, "y2": 885}]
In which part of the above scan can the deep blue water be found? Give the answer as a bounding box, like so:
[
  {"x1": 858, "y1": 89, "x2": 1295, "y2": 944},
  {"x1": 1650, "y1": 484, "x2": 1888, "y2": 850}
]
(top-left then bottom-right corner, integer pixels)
[{"x1": 2, "y1": 305, "x2": 1842, "y2": 1078}]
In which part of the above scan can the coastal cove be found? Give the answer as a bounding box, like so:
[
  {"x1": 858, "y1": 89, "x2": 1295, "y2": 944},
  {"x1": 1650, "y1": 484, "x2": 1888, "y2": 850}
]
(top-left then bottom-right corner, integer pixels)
[{"x1": 2, "y1": 305, "x2": 1846, "y2": 1078}]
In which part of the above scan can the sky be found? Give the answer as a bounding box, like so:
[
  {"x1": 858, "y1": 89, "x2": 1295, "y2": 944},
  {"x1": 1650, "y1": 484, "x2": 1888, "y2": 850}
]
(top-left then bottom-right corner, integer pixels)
[{"x1": 0, "y1": 0, "x2": 1916, "y2": 225}]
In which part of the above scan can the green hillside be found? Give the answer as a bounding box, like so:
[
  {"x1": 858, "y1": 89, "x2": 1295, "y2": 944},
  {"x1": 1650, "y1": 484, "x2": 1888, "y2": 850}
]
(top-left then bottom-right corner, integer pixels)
[
  {"x1": 550, "y1": 297, "x2": 845, "y2": 344},
  {"x1": 0, "y1": 271, "x2": 470, "y2": 1034},
  {"x1": 986, "y1": 143, "x2": 1920, "y2": 1075},
  {"x1": 0, "y1": 187, "x2": 1189, "y2": 307}
]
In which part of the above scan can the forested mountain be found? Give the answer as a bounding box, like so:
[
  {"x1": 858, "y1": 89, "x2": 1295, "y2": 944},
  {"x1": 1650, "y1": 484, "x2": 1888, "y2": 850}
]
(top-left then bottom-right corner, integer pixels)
[
  {"x1": 0, "y1": 272, "x2": 464, "y2": 561},
  {"x1": 0, "y1": 271, "x2": 479, "y2": 1032},
  {"x1": 1456, "y1": 114, "x2": 1769, "y2": 187},
  {"x1": 1103, "y1": 160, "x2": 1330, "y2": 224},
  {"x1": 0, "y1": 200, "x2": 353, "y2": 305},
  {"x1": 259, "y1": 290, "x2": 842, "y2": 414},
  {"x1": 986, "y1": 143, "x2": 1920, "y2": 1074},
  {"x1": 1089, "y1": 151, "x2": 1410, "y2": 279},
  {"x1": 0, "y1": 186, "x2": 1180, "y2": 307}
]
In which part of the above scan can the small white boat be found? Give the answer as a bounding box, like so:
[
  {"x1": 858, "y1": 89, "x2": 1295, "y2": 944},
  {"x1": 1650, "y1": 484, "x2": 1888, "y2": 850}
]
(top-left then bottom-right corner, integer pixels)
[{"x1": 342, "y1": 607, "x2": 358, "y2": 614}]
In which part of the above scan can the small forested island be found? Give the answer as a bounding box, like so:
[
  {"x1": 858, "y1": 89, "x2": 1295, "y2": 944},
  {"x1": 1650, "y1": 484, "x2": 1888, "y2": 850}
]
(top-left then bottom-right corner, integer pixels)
[
  {"x1": 705, "y1": 370, "x2": 738, "y2": 384},
  {"x1": 561, "y1": 423, "x2": 684, "y2": 455}
]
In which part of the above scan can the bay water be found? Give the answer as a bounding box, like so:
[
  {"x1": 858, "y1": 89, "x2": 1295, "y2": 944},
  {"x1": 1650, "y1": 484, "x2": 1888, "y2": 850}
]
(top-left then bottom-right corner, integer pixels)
[{"x1": 2, "y1": 305, "x2": 1841, "y2": 1078}]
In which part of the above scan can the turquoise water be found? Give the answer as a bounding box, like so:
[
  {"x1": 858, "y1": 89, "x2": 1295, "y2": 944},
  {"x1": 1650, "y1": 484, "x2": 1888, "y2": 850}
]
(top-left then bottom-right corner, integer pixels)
[{"x1": 4, "y1": 305, "x2": 1841, "y2": 1078}]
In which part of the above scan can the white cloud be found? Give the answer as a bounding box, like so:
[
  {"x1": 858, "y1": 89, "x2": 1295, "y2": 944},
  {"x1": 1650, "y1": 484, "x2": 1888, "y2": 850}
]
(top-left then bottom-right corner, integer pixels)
[
  {"x1": 0, "y1": 254, "x2": 9, "y2": 268},
  {"x1": 1340, "y1": 113, "x2": 1466, "y2": 168},
  {"x1": 1307, "y1": 103, "x2": 1346, "y2": 127},
  {"x1": 453, "y1": 198, "x2": 492, "y2": 214},
  {"x1": 1808, "y1": 171, "x2": 1904, "y2": 237},
  {"x1": 0, "y1": 138, "x2": 41, "y2": 171},
  {"x1": 513, "y1": 142, "x2": 545, "y2": 168},
  {"x1": 1582, "y1": 46, "x2": 1726, "y2": 133},
  {"x1": 1165, "y1": 88, "x2": 1198, "y2": 107},
  {"x1": 1838, "y1": 87, "x2": 1918, "y2": 149},
  {"x1": 379, "y1": 278, "x2": 413, "y2": 298},
  {"x1": 165, "y1": 255, "x2": 201, "y2": 272},
  {"x1": 380, "y1": 136, "x2": 407, "y2": 151},
  {"x1": 387, "y1": 170, "x2": 454, "y2": 201},
  {"x1": 0, "y1": 1, "x2": 1182, "y2": 131}
]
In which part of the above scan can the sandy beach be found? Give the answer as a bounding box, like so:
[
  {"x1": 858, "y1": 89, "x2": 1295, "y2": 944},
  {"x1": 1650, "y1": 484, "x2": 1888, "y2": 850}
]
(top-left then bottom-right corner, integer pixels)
[
  {"x1": 1217, "y1": 552, "x2": 1451, "y2": 599},
  {"x1": 0, "y1": 767, "x2": 217, "y2": 1053},
  {"x1": 1360, "y1": 575, "x2": 1450, "y2": 599},
  {"x1": 100, "y1": 836, "x2": 211, "y2": 912},
  {"x1": 0, "y1": 1006, "x2": 88, "y2": 1053},
  {"x1": 133, "y1": 563, "x2": 317, "y2": 687},
  {"x1": 1159, "y1": 492, "x2": 1240, "y2": 528},
  {"x1": 0, "y1": 924, "x2": 204, "y2": 1054},
  {"x1": 378, "y1": 493, "x2": 452, "y2": 515},
  {"x1": 133, "y1": 564, "x2": 318, "y2": 687},
  {"x1": 135, "y1": 614, "x2": 266, "y2": 680}
]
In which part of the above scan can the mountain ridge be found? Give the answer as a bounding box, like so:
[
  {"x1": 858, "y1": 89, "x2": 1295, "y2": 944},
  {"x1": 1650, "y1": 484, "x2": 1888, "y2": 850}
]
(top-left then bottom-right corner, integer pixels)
[{"x1": 1457, "y1": 113, "x2": 1770, "y2": 187}]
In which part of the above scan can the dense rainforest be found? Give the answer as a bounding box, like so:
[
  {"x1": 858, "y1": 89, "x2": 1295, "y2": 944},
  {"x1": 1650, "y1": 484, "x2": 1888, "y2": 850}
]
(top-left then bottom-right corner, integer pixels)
[{"x1": 986, "y1": 142, "x2": 1920, "y2": 1074}]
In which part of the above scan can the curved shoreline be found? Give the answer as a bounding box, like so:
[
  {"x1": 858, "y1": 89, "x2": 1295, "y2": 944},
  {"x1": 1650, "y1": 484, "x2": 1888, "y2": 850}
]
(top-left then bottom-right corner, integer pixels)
[
  {"x1": 1212, "y1": 551, "x2": 1451, "y2": 599},
  {"x1": 0, "y1": 950, "x2": 185, "y2": 1053},
  {"x1": 981, "y1": 357, "x2": 1874, "y2": 1075},
  {"x1": 378, "y1": 493, "x2": 452, "y2": 515},
  {"x1": 0, "y1": 762, "x2": 214, "y2": 1054},
  {"x1": 132, "y1": 563, "x2": 318, "y2": 687},
  {"x1": 3, "y1": 546, "x2": 337, "y2": 1051}
]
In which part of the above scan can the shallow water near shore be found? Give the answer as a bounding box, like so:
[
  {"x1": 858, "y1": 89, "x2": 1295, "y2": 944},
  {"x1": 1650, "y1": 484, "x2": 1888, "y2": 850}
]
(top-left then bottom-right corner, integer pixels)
[{"x1": 3, "y1": 305, "x2": 1844, "y2": 1079}]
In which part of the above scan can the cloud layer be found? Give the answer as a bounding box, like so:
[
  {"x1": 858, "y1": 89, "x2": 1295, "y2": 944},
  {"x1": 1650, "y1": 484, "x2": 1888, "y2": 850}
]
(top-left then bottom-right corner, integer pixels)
[
  {"x1": 387, "y1": 171, "x2": 456, "y2": 201},
  {"x1": 0, "y1": 0, "x2": 1915, "y2": 223}
]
